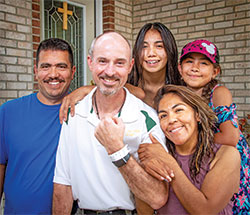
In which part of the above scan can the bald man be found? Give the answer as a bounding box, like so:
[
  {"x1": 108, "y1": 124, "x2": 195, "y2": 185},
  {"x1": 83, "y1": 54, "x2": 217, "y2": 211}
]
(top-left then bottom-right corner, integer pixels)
[{"x1": 52, "y1": 32, "x2": 168, "y2": 215}]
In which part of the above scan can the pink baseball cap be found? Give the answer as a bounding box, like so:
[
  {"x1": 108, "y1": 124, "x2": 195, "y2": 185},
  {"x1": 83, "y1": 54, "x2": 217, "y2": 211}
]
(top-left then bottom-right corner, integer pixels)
[{"x1": 180, "y1": 39, "x2": 220, "y2": 64}]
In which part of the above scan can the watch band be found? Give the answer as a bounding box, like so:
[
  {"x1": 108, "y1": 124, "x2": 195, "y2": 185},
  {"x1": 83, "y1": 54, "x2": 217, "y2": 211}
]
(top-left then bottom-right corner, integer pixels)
[
  {"x1": 109, "y1": 145, "x2": 130, "y2": 162},
  {"x1": 112, "y1": 153, "x2": 131, "y2": 168}
]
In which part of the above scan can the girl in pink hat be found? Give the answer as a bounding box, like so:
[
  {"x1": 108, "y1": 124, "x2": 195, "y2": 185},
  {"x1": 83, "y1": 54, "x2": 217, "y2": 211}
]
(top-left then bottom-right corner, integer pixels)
[{"x1": 178, "y1": 39, "x2": 249, "y2": 214}]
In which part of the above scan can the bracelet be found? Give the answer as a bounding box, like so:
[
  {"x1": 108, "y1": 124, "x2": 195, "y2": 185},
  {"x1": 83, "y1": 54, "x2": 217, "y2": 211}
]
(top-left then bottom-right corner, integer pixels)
[{"x1": 109, "y1": 145, "x2": 130, "y2": 162}]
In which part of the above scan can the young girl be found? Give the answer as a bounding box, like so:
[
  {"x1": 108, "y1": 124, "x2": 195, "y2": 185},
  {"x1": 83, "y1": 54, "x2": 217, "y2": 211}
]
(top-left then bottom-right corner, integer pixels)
[{"x1": 178, "y1": 39, "x2": 250, "y2": 214}]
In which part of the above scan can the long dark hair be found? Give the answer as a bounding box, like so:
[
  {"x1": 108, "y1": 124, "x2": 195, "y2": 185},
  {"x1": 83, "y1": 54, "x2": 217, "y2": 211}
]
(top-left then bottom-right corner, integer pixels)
[
  {"x1": 128, "y1": 22, "x2": 182, "y2": 88},
  {"x1": 154, "y1": 85, "x2": 217, "y2": 180}
]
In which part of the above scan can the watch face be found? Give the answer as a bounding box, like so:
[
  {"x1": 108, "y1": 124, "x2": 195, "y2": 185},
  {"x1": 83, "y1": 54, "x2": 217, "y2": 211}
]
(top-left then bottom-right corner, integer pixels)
[{"x1": 113, "y1": 153, "x2": 131, "y2": 167}]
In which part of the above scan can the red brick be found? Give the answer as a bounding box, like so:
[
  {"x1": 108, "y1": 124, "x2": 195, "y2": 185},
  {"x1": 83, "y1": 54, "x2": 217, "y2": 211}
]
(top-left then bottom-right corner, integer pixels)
[
  {"x1": 103, "y1": 17, "x2": 114, "y2": 23},
  {"x1": 103, "y1": 0, "x2": 114, "y2": 5},
  {"x1": 33, "y1": 44, "x2": 39, "y2": 50},
  {"x1": 103, "y1": 23, "x2": 114, "y2": 31},
  {"x1": 32, "y1": 35, "x2": 40, "y2": 43},
  {"x1": 32, "y1": 20, "x2": 40, "y2": 27},
  {"x1": 32, "y1": 27, "x2": 40, "y2": 35},
  {"x1": 32, "y1": 3, "x2": 40, "y2": 11},
  {"x1": 103, "y1": 5, "x2": 114, "y2": 11},
  {"x1": 32, "y1": 11, "x2": 40, "y2": 19},
  {"x1": 103, "y1": 11, "x2": 114, "y2": 17}
]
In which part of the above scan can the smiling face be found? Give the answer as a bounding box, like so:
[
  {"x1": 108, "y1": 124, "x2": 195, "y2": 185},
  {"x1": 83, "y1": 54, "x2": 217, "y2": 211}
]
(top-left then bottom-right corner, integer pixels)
[
  {"x1": 35, "y1": 50, "x2": 75, "y2": 105},
  {"x1": 178, "y1": 53, "x2": 220, "y2": 94},
  {"x1": 158, "y1": 93, "x2": 199, "y2": 154},
  {"x1": 141, "y1": 29, "x2": 168, "y2": 74},
  {"x1": 88, "y1": 33, "x2": 134, "y2": 96}
]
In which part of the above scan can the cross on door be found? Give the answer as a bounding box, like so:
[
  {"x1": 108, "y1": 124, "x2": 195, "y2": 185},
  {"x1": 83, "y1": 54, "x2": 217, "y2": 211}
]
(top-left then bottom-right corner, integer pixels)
[{"x1": 57, "y1": 2, "x2": 73, "y2": 30}]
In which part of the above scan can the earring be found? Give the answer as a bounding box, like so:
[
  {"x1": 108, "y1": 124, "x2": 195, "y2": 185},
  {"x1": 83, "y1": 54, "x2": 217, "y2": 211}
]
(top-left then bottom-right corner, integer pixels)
[{"x1": 198, "y1": 121, "x2": 202, "y2": 131}]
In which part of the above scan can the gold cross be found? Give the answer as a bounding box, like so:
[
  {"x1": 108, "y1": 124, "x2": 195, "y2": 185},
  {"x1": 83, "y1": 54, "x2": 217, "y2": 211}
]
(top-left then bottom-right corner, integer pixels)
[{"x1": 58, "y1": 2, "x2": 73, "y2": 30}]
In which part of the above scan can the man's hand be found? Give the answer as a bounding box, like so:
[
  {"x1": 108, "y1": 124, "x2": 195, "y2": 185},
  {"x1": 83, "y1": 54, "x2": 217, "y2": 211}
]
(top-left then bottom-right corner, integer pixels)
[{"x1": 95, "y1": 116, "x2": 125, "y2": 154}]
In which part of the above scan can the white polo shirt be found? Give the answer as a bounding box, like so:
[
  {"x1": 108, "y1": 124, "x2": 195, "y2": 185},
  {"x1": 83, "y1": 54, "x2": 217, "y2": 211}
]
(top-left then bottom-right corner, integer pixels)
[{"x1": 54, "y1": 87, "x2": 166, "y2": 210}]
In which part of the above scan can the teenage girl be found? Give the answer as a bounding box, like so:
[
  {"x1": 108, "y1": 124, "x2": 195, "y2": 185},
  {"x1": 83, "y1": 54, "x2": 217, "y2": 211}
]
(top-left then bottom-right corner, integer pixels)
[
  {"x1": 127, "y1": 22, "x2": 182, "y2": 107},
  {"x1": 178, "y1": 39, "x2": 250, "y2": 214}
]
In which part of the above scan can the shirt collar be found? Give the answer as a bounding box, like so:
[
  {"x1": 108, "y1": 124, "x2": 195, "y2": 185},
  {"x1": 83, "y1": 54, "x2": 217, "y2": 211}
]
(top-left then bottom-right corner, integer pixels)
[{"x1": 75, "y1": 87, "x2": 139, "y2": 123}]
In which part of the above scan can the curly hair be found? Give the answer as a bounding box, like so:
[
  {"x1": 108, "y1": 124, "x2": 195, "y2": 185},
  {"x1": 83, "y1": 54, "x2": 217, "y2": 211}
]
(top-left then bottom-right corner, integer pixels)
[
  {"x1": 127, "y1": 22, "x2": 182, "y2": 88},
  {"x1": 154, "y1": 85, "x2": 218, "y2": 180}
]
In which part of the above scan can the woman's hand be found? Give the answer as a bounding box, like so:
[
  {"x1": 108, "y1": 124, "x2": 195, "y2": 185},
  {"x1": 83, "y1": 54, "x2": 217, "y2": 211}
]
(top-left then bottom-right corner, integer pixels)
[
  {"x1": 138, "y1": 133, "x2": 174, "y2": 182},
  {"x1": 59, "y1": 85, "x2": 94, "y2": 123}
]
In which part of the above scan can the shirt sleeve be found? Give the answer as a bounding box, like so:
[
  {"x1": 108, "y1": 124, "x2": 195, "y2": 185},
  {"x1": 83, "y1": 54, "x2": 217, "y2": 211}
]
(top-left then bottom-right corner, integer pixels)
[
  {"x1": 140, "y1": 109, "x2": 167, "y2": 151},
  {"x1": 53, "y1": 121, "x2": 71, "y2": 185},
  {"x1": 142, "y1": 123, "x2": 168, "y2": 152},
  {"x1": 213, "y1": 103, "x2": 238, "y2": 128}
]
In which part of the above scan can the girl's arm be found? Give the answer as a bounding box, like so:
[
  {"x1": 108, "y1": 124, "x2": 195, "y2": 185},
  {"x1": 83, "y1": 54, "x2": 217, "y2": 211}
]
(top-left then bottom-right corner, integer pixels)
[
  {"x1": 212, "y1": 86, "x2": 240, "y2": 146},
  {"x1": 140, "y1": 144, "x2": 240, "y2": 214}
]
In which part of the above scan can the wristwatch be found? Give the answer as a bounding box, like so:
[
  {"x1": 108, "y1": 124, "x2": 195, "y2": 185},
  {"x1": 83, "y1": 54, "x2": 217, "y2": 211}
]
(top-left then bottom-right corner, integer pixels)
[{"x1": 112, "y1": 153, "x2": 131, "y2": 168}]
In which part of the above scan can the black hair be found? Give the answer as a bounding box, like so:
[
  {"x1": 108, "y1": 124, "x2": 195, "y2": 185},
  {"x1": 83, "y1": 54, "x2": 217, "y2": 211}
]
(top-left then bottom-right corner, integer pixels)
[
  {"x1": 36, "y1": 38, "x2": 73, "y2": 68},
  {"x1": 128, "y1": 22, "x2": 182, "y2": 87}
]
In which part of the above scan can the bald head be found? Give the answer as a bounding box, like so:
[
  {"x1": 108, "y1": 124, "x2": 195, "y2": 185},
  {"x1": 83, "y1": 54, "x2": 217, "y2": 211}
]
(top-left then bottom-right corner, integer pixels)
[
  {"x1": 89, "y1": 32, "x2": 132, "y2": 60},
  {"x1": 87, "y1": 32, "x2": 134, "y2": 96}
]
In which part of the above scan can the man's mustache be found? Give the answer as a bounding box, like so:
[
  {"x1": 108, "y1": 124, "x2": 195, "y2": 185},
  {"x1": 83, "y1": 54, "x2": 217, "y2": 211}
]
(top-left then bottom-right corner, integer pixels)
[{"x1": 43, "y1": 78, "x2": 65, "y2": 83}]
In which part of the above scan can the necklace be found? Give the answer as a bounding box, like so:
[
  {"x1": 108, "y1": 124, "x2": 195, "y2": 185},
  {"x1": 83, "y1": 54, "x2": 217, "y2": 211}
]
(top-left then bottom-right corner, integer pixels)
[
  {"x1": 93, "y1": 91, "x2": 125, "y2": 119},
  {"x1": 93, "y1": 92, "x2": 100, "y2": 118}
]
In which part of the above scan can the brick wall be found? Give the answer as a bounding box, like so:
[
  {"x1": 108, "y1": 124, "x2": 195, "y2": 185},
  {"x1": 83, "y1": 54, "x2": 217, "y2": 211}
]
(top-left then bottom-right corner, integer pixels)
[
  {"x1": 102, "y1": 0, "x2": 133, "y2": 43},
  {"x1": 103, "y1": 0, "x2": 115, "y2": 32},
  {"x1": 114, "y1": 0, "x2": 133, "y2": 43},
  {"x1": 0, "y1": 0, "x2": 33, "y2": 105},
  {"x1": 32, "y1": 0, "x2": 40, "y2": 90},
  {"x1": 131, "y1": 0, "x2": 250, "y2": 118}
]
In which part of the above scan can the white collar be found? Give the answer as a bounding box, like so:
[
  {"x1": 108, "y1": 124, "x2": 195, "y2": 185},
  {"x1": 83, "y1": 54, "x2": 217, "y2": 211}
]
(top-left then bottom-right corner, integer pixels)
[{"x1": 75, "y1": 87, "x2": 140, "y2": 123}]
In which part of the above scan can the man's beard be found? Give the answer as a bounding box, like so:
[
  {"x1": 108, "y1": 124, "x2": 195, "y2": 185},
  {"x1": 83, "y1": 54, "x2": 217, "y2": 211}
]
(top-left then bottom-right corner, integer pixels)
[{"x1": 99, "y1": 86, "x2": 118, "y2": 96}]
